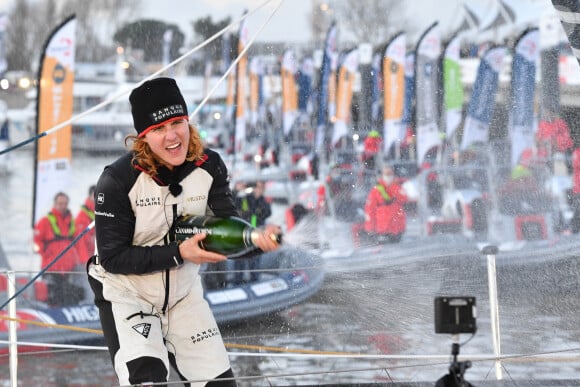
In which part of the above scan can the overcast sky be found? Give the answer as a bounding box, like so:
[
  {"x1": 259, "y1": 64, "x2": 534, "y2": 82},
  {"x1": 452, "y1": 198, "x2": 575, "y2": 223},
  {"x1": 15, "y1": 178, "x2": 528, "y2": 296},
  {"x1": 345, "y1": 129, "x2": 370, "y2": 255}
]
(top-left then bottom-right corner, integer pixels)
[
  {"x1": 0, "y1": 0, "x2": 313, "y2": 42},
  {"x1": 140, "y1": 0, "x2": 312, "y2": 43},
  {"x1": 139, "y1": 0, "x2": 477, "y2": 45},
  {"x1": 0, "y1": 0, "x2": 557, "y2": 45}
]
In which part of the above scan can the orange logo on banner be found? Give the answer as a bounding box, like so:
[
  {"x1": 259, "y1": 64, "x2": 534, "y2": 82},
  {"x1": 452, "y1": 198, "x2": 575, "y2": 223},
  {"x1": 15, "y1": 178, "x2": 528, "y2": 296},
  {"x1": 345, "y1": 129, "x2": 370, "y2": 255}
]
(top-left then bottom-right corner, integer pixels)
[{"x1": 37, "y1": 57, "x2": 73, "y2": 161}]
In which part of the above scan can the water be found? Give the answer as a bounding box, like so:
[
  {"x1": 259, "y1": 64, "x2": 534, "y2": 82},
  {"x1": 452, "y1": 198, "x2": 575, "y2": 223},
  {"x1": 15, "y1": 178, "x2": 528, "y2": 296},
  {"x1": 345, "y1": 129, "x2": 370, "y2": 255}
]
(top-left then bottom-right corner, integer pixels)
[
  {"x1": 1, "y1": 150, "x2": 580, "y2": 386},
  {"x1": 0, "y1": 149, "x2": 108, "y2": 271}
]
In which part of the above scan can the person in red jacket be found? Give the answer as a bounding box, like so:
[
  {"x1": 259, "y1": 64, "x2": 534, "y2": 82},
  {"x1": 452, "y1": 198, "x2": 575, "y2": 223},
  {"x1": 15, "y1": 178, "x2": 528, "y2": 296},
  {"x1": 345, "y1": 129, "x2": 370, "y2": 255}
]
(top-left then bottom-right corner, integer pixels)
[
  {"x1": 362, "y1": 130, "x2": 382, "y2": 169},
  {"x1": 536, "y1": 111, "x2": 573, "y2": 158},
  {"x1": 33, "y1": 191, "x2": 83, "y2": 306},
  {"x1": 75, "y1": 185, "x2": 96, "y2": 262},
  {"x1": 364, "y1": 165, "x2": 408, "y2": 243}
]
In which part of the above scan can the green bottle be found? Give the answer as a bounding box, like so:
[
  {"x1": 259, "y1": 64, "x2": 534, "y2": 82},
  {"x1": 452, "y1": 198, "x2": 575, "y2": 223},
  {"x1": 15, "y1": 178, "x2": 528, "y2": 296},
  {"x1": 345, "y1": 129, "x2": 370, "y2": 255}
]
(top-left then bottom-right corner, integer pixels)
[{"x1": 174, "y1": 215, "x2": 282, "y2": 257}]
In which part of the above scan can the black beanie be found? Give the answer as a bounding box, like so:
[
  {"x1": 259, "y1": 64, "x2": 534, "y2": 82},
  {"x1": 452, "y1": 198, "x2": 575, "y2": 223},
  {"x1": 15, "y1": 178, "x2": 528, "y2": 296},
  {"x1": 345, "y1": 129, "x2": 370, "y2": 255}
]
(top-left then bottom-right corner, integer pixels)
[{"x1": 129, "y1": 77, "x2": 189, "y2": 137}]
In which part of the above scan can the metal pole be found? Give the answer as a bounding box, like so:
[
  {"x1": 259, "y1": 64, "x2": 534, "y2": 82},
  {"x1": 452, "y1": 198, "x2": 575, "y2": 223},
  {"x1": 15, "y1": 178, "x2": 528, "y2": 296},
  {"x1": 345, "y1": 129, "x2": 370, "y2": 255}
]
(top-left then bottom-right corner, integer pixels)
[
  {"x1": 7, "y1": 271, "x2": 18, "y2": 387},
  {"x1": 482, "y1": 245, "x2": 503, "y2": 380}
]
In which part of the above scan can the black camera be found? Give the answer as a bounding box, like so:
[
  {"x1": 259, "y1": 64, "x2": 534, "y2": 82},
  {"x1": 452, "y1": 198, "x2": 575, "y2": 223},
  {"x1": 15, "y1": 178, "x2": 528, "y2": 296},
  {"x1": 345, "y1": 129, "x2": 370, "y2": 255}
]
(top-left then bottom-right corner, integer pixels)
[{"x1": 434, "y1": 296, "x2": 477, "y2": 334}]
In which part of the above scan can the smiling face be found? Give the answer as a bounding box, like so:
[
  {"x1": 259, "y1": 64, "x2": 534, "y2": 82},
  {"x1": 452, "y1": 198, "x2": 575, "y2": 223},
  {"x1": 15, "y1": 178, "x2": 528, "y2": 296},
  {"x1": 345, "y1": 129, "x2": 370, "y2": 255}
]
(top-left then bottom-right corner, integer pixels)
[{"x1": 143, "y1": 118, "x2": 190, "y2": 169}]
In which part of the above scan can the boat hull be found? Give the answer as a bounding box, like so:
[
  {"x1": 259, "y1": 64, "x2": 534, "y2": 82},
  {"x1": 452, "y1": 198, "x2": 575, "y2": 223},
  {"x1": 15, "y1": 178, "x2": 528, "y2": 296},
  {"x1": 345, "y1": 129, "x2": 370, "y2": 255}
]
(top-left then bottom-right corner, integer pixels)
[{"x1": 0, "y1": 247, "x2": 324, "y2": 351}]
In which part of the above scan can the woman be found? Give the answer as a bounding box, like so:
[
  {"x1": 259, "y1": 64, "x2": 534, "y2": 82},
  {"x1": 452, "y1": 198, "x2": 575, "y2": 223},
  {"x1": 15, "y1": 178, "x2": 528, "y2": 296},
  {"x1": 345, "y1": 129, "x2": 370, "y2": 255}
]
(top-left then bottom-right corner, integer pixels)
[{"x1": 87, "y1": 77, "x2": 279, "y2": 386}]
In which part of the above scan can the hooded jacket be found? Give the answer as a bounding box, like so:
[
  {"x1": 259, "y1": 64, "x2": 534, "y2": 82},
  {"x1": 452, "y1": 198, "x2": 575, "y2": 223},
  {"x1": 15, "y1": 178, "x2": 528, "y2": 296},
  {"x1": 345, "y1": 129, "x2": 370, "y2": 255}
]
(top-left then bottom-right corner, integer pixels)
[
  {"x1": 364, "y1": 178, "x2": 407, "y2": 235},
  {"x1": 91, "y1": 149, "x2": 237, "y2": 310}
]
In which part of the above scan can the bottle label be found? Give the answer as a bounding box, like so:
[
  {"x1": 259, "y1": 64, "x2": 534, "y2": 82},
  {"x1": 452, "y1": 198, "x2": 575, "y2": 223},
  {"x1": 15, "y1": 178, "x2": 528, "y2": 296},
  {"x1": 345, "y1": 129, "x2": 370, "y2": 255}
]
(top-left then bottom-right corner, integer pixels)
[{"x1": 175, "y1": 225, "x2": 213, "y2": 236}]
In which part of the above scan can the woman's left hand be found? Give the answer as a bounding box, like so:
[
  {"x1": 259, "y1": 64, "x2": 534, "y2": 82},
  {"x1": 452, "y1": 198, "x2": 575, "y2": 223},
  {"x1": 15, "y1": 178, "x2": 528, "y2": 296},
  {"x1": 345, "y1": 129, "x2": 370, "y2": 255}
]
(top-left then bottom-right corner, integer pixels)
[{"x1": 255, "y1": 224, "x2": 282, "y2": 252}]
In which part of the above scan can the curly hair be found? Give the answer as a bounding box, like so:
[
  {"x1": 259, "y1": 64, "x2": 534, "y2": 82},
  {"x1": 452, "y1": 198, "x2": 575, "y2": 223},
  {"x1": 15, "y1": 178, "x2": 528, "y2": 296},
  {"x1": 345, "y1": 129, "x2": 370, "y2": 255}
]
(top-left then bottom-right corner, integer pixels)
[{"x1": 126, "y1": 124, "x2": 204, "y2": 177}]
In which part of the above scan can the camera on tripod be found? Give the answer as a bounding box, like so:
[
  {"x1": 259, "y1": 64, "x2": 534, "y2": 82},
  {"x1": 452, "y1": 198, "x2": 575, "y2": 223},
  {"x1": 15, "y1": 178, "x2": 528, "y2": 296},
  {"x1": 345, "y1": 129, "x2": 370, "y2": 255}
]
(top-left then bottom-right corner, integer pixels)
[
  {"x1": 434, "y1": 296, "x2": 477, "y2": 334},
  {"x1": 434, "y1": 296, "x2": 477, "y2": 387}
]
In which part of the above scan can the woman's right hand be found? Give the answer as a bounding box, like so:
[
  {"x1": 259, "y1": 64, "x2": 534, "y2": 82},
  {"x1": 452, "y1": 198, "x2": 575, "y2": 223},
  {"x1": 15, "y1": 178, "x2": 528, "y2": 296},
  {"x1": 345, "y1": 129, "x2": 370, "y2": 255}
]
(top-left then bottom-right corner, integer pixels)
[{"x1": 178, "y1": 233, "x2": 227, "y2": 265}]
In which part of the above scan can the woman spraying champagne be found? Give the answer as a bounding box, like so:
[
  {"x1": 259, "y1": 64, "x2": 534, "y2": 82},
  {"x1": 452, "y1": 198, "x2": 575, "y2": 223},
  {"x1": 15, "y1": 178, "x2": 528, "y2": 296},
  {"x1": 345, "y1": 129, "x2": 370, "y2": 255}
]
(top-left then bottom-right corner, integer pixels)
[{"x1": 87, "y1": 77, "x2": 280, "y2": 386}]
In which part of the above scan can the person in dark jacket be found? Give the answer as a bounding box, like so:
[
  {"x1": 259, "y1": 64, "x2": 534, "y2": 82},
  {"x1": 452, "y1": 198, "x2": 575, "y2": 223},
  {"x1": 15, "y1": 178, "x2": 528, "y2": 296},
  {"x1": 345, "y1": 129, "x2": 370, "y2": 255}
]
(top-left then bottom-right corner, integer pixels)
[
  {"x1": 234, "y1": 180, "x2": 272, "y2": 283},
  {"x1": 87, "y1": 77, "x2": 280, "y2": 386},
  {"x1": 236, "y1": 181, "x2": 272, "y2": 228}
]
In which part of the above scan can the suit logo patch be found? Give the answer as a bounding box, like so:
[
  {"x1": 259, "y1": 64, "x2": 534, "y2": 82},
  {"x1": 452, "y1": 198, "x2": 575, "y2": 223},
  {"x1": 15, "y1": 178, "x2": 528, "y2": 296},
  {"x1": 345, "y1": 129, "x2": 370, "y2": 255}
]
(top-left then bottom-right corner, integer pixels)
[
  {"x1": 190, "y1": 327, "x2": 221, "y2": 344},
  {"x1": 132, "y1": 323, "x2": 151, "y2": 338}
]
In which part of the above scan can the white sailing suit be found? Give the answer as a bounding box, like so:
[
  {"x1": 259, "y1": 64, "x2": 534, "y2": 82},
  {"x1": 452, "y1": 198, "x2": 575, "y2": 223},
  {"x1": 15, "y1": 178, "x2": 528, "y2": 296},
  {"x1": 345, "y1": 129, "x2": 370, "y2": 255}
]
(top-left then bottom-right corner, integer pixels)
[{"x1": 88, "y1": 149, "x2": 238, "y2": 386}]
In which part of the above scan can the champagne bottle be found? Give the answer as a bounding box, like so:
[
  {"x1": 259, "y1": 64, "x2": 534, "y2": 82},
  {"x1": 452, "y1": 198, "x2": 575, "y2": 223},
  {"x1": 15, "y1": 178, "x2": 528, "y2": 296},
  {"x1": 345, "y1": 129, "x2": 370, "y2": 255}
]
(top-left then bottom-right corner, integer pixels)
[{"x1": 174, "y1": 215, "x2": 282, "y2": 257}]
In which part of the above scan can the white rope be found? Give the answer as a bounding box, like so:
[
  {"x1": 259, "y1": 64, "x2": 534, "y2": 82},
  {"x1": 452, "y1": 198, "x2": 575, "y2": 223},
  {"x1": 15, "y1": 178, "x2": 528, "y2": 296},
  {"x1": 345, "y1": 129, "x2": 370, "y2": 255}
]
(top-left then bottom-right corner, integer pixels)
[
  {"x1": 0, "y1": 340, "x2": 108, "y2": 351},
  {"x1": 41, "y1": 0, "x2": 279, "y2": 137},
  {"x1": 2, "y1": 339, "x2": 578, "y2": 362},
  {"x1": 189, "y1": 0, "x2": 284, "y2": 120}
]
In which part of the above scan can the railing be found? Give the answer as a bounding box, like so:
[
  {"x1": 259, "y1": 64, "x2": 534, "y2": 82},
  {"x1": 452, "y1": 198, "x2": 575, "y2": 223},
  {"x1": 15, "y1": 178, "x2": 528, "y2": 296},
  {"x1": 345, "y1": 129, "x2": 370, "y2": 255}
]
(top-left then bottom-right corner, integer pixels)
[{"x1": 1, "y1": 239, "x2": 579, "y2": 386}]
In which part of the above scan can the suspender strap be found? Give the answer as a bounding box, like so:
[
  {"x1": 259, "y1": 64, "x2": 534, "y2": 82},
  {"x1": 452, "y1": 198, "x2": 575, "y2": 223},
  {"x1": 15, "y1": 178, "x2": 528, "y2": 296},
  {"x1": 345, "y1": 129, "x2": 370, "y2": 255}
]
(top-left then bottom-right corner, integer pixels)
[
  {"x1": 242, "y1": 197, "x2": 257, "y2": 226},
  {"x1": 80, "y1": 204, "x2": 95, "y2": 221},
  {"x1": 375, "y1": 184, "x2": 391, "y2": 202},
  {"x1": 47, "y1": 213, "x2": 75, "y2": 238},
  {"x1": 167, "y1": 204, "x2": 178, "y2": 243}
]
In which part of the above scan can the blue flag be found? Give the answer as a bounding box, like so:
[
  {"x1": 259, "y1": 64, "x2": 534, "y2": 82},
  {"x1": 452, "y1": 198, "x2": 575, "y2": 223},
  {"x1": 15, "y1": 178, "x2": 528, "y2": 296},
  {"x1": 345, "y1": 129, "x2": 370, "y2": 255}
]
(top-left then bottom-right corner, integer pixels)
[
  {"x1": 461, "y1": 46, "x2": 506, "y2": 150},
  {"x1": 315, "y1": 22, "x2": 337, "y2": 152}
]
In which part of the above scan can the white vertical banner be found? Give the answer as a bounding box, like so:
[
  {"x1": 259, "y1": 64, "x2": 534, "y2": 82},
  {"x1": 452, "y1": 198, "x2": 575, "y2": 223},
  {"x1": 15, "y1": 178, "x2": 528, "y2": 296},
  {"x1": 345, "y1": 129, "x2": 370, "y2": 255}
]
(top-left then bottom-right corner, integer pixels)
[
  {"x1": 414, "y1": 22, "x2": 442, "y2": 165},
  {"x1": 234, "y1": 16, "x2": 249, "y2": 154},
  {"x1": 508, "y1": 28, "x2": 540, "y2": 166},
  {"x1": 33, "y1": 16, "x2": 76, "y2": 225}
]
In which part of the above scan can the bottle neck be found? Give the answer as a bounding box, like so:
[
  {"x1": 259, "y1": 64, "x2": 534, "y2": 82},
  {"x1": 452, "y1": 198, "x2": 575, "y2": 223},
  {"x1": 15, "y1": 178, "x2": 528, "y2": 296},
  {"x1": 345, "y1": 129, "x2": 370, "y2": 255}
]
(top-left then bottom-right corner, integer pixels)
[
  {"x1": 247, "y1": 228, "x2": 259, "y2": 248},
  {"x1": 248, "y1": 229, "x2": 282, "y2": 246}
]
